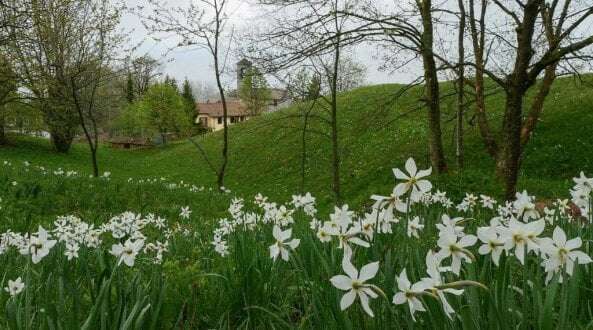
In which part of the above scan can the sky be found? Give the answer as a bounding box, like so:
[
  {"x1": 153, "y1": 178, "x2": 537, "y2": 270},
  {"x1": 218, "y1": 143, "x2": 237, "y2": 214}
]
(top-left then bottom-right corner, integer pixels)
[
  {"x1": 121, "y1": 0, "x2": 593, "y2": 95},
  {"x1": 121, "y1": 0, "x2": 415, "y2": 93}
]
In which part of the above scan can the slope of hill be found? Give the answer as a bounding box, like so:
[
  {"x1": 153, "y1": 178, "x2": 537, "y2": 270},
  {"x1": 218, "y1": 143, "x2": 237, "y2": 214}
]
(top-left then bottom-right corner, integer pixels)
[{"x1": 2, "y1": 75, "x2": 593, "y2": 210}]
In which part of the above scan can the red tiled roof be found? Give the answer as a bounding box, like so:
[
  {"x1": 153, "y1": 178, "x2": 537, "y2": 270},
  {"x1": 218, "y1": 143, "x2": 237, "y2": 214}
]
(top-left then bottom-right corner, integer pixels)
[{"x1": 196, "y1": 100, "x2": 249, "y2": 117}]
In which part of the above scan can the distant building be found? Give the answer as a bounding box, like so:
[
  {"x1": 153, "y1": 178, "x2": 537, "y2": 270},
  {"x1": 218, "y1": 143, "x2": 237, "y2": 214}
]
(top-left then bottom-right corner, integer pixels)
[
  {"x1": 195, "y1": 59, "x2": 292, "y2": 131},
  {"x1": 195, "y1": 100, "x2": 250, "y2": 131},
  {"x1": 268, "y1": 88, "x2": 292, "y2": 112}
]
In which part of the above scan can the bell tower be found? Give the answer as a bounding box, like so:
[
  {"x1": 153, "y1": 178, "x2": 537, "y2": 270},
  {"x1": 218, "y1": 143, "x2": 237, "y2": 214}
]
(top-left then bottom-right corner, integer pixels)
[{"x1": 236, "y1": 58, "x2": 252, "y2": 91}]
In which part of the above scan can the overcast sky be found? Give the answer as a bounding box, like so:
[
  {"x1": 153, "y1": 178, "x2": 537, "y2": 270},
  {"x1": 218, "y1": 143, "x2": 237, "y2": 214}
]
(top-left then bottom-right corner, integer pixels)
[{"x1": 121, "y1": 0, "x2": 419, "y2": 91}]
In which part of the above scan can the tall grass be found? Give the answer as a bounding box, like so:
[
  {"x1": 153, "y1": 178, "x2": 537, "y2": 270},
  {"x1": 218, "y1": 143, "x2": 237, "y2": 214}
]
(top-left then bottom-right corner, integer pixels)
[{"x1": 1, "y1": 159, "x2": 592, "y2": 329}]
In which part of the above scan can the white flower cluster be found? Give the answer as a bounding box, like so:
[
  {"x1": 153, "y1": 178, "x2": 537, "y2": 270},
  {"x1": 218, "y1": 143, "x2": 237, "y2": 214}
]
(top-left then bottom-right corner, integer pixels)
[
  {"x1": 571, "y1": 172, "x2": 593, "y2": 219},
  {"x1": 211, "y1": 194, "x2": 318, "y2": 259},
  {"x1": 210, "y1": 158, "x2": 593, "y2": 321},
  {"x1": 0, "y1": 212, "x2": 174, "y2": 268},
  {"x1": 2, "y1": 160, "x2": 221, "y2": 200}
]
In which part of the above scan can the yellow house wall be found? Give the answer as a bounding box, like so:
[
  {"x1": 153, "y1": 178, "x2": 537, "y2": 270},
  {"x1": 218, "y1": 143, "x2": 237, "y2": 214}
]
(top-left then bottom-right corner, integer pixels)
[{"x1": 196, "y1": 115, "x2": 251, "y2": 132}]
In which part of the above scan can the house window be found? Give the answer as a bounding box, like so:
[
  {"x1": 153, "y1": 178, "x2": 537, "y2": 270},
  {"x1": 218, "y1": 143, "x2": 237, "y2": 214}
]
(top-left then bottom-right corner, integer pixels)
[{"x1": 217, "y1": 117, "x2": 222, "y2": 124}]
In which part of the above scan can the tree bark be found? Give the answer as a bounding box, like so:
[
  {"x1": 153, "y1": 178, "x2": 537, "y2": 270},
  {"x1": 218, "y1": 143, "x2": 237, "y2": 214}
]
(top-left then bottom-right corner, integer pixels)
[
  {"x1": 0, "y1": 110, "x2": 6, "y2": 145},
  {"x1": 300, "y1": 107, "x2": 311, "y2": 193},
  {"x1": 468, "y1": 0, "x2": 498, "y2": 158},
  {"x1": 496, "y1": 0, "x2": 541, "y2": 200},
  {"x1": 521, "y1": 63, "x2": 557, "y2": 146},
  {"x1": 214, "y1": 48, "x2": 228, "y2": 189},
  {"x1": 497, "y1": 88, "x2": 524, "y2": 200},
  {"x1": 418, "y1": 0, "x2": 447, "y2": 173},
  {"x1": 50, "y1": 128, "x2": 74, "y2": 153},
  {"x1": 456, "y1": 0, "x2": 466, "y2": 169},
  {"x1": 330, "y1": 33, "x2": 342, "y2": 203}
]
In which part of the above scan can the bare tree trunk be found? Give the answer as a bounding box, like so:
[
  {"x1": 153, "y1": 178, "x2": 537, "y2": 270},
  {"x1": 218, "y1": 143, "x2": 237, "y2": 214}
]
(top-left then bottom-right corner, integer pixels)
[
  {"x1": 49, "y1": 126, "x2": 74, "y2": 153},
  {"x1": 469, "y1": 0, "x2": 498, "y2": 158},
  {"x1": 71, "y1": 81, "x2": 100, "y2": 177},
  {"x1": 456, "y1": 0, "x2": 466, "y2": 169},
  {"x1": 214, "y1": 53, "x2": 228, "y2": 189},
  {"x1": 496, "y1": 0, "x2": 541, "y2": 200},
  {"x1": 521, "y1": 63, "x2": 557, "y2": 146},
  {"x1": 418, "y1": 0, "x2": 447, "y2": 173},
  {"x1": 0, "y1": 111, "x2": 6, "y2": 145},
  {"x1": 497, "y1": 88, "x2": 524, "y2": 200},
  {"x1": 330, "y1": 35, "x2": 342, "y2": 203},
  {"x1": 300, "y1": 107, "x2": 311, "y2": 193}
]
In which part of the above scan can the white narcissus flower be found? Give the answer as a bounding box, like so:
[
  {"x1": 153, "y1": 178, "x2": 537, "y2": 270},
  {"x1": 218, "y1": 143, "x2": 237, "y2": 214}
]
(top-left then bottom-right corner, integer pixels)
[
  {"x1": 4, "y1": 277, "x2": 25, "y2": 297},
  {"x1": 111, "y1": 239, "x2": 144, "y2": 267},
  {"x1": 324, "y1": 220, "x2": 370, "y2": 255},
  {"x1": 330, "y1": 205, "x2": 354, "y2": 228},
  {"x1": 573, "y1": 172, "x2": 593, "y2": 193},
  {"x1": 436, "y1": 215, "x2": 464, "y2": 238},
  {"x1": 393, "y1": 158, "x2": 432, "y2": 201},
  {"x1": 419, "y1": 251, "x2": 464, "y2": 319},
  {"x1": 477, "y1": 227, "x2": 504, "y2": 266},
  {"x1": 179, "y1": 206, "x2": 192, "y2": 220},
  {"x1": 499, "y1": 219, "x2": 545, "y2": 265},
  {"x1": 480, "y1": 195, "x2": 496, "y2": 209},
  {"x1": 407, "y1": 216, "x2": 424, "y2": 239},
  {"x1": 316, "y1": 223, "x2": 333, "y2": 243},
  {"x1": 358, "y1": 217, "x2": 375, "y2": 241},
  {"x1": 370, "y1": 188, "x2": 408, "y2": 214},
  {"x1": 64, "y1": 242, "x2": 80, "y2": 261},
  {"x1": 269, "y1": 225, "x2": 300, "y2": 262},
  {"x1": 513, "y1": 191, "x2": 539, "y2": 221},
  {"x1": 21, "y1": 226, "x2": 57, "y2": 264},
  {"x1": 436, "y1": 229, "x2": 477, "y2": 275},
  {"x1": 330, "y1": 256, "x2": 380, "y2": 317},
  {"x1": 539, "y1": 226, "x2": 593, "y2": 284},
  {"x1": 392, "y1": 269, "x2": 427, "y2": 321}
]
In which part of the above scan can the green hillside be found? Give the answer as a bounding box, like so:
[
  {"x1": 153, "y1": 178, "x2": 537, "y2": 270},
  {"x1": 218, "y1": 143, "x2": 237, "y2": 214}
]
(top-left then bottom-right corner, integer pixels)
[{"x1": 2, "y1": 75, "x2": 593, "y2": 209}]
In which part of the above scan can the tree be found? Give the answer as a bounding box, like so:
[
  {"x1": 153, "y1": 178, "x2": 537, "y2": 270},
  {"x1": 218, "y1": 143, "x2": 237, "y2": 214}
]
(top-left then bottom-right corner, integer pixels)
[
  {"x1": 250, "y1": 0, "x2": 364, "y2": 202},
  {"x1": 125, "y1": 83, "x2": 189, "y2": 144},
  {"x1": 164, "y1": 75, "x2": 179, "y2": 93},
  {"x1": 416, "y1": 0, "x2": 448, "y2": 174},
  {"x1": 0, "y1": 0, "x2": 30, "y2": 47},
  {"x1": 455, "y1": 0, "x2": 467, "y2": 169},
  {"x1": 5, "y1": 0, "x2": 86, "y2": 152},
  {"x1": 0, "y1": 53, "x2": 17, "y2": 145},
  {"x1": 140, "y1": 0, "x2": 232, "y2": 189},
  {"x1": 285, "y1": 68, "x2": 322, "y2": 192},
  {"x1": 130, "y1": 55, "x2": 161, "y2": 97},
  {"x1": 465, "y1": 0, "x2": 593, "y2": 199},
  {"x1": 238, "y1": 67, "x2": 271, "y2": 116},
  {"x1": 57, "y1": 0, "x2": 123, "y2": 177},
  {"x1": 326, "y1": 1, "x2": 450, "y2": 173},
  {"x1": 181, "y1": 78, "x2": 197, "y2": 129},
  {"x1": 125, "y1": 71, "x2": 135, "y2": 104}
]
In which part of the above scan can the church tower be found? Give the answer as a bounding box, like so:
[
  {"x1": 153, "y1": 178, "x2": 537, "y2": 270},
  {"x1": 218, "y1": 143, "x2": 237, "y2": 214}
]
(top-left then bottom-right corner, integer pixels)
[{"x1": 236, "y1": 58, "x2": 253, "y2": 91}]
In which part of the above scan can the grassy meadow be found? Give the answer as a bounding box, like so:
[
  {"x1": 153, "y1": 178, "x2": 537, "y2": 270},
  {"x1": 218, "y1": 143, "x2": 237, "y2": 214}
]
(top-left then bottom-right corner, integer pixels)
[
  {"x1": 2, "y1": 75, "x2": 593, "y2": 208},
  {"x1": 1, "y1": 75, "x2": 593, "y2": 329}
]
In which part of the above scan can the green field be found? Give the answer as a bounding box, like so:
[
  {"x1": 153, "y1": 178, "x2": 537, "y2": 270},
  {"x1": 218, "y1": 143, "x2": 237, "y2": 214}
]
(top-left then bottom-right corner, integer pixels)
[{"x1": 4, "y1": 75, "x2": 593, "y2": 210}]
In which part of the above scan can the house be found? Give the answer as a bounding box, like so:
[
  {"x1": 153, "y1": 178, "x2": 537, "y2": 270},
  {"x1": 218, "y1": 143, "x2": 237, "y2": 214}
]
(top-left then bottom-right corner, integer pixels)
[
  {"x1": 268, "y1": 88, "x2": 292, "y2": 112},
  {"x1": 195, "y1": 100, "x2": 250, "y2": 131},
  {"x1": 195, "y1": 59, "x2": 292, "y2": 131}
]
